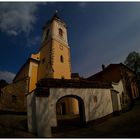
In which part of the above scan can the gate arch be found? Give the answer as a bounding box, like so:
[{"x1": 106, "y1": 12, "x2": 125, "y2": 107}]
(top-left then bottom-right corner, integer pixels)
[{"x1": 56, "y1": 95, "x2": 86, "y2": 127}]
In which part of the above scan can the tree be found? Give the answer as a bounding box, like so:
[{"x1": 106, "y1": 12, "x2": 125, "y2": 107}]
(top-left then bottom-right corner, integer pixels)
[{"x1": 124, "y1": 51, "x2": 140, "y2": 74}]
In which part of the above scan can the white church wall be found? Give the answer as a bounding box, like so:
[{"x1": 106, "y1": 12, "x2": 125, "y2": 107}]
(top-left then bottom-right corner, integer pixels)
[
  {"x1": 111, "y1": 91, "x2": 121, "y2": 112},
  {"x1": 27, "y1": 91, "x2": 37, "y2": 134},
  {"x1": 49, "y1": 88, "x2": 113, "y2": 124},
  {"x1": 27, "y1": 87, "x2": 114, "y2": 137},
  {"x1": 36, "y1": 96, "x2": 52, "y2": 137},
  {"x1": 112, "y1": 80, "x2": 124, "y2": 110}
]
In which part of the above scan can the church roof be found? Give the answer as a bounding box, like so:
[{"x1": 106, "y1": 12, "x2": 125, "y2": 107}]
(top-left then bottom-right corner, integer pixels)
[
  {"x1": 13, "y1": 58, "x2": 39, "y2": 82},
  {"x1": 43, "y1": 11, "x2": 66, "y2": 30},
  {"x1": 36, "y1": 78, "x2": 112, "y2": 89},
  {"x1": 35, "y1": 78, "x2": 112, "y2": 96}
]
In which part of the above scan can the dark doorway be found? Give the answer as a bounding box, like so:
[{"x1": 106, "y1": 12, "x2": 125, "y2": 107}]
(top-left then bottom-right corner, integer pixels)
[
  {"x1": 54, "y1": 95, "x2": 86, "y2": 132},
  {"x1": 61, "y1": 102, "x2": 66, "y2": 115}
]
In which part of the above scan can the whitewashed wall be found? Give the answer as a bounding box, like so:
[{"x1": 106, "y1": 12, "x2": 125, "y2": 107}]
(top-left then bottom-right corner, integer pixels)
[
  {"x1": 111, "y1": 91, "x2": 121, "y2": 111},
  {"x1": 27, "y1": 92, "x2": 37, "y2": 134},
  {"x1": 27, "y1": 87, "x2": 114, "y2": 137},
  {"x1": 112, "y1": 80, "x2": 124, "y2": 95},
  {"x1": 112, "y1": 80, "x2": 124, "y2": 110},
  {"x1": 49, "y1": 88, "x2": 113, "y2": 122}
]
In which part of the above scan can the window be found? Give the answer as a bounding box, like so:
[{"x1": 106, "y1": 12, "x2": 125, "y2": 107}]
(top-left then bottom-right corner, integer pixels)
[
  {"x1": 60, "y1": 55, "x2": 64, "y2": 63},
  {"x1": 59, "y1": 28, "x2": 63, "y2": 37},
  {"x1": 12, "y1": 95, "x2": 17, "y2": 103},
  {"x1": 42, "y1": 58, "x2": 45, "y2": 64},
  {"x1": 94, "y1": 96, "x2": 97, "y2": 103}
]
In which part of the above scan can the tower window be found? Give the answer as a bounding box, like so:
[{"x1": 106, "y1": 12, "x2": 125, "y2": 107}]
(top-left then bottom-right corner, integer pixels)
[
  {"x1": 59, "y1": 28, "x2": 63, "y2": 37},
  {"x1": 42, "y1": 58, "x2": 45, "y2": 64},
  {"x1": 60, "y1": 55, "x2": 64, "y2": 63}
]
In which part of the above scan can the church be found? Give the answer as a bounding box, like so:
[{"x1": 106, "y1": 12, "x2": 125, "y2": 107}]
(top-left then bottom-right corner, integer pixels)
[{"x1": 0, "y1": 12, "x2": 139, "y2": 137}]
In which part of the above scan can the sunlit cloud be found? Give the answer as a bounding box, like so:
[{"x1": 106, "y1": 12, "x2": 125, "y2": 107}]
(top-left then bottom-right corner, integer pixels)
[{"x1": 0, "y1": 71, "x2": 16, "y2": 83}]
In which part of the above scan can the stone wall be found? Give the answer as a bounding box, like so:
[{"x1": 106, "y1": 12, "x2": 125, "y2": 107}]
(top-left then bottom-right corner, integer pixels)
[{"x1": 0, "y1": 77, "x2": 29, "y2": 112}]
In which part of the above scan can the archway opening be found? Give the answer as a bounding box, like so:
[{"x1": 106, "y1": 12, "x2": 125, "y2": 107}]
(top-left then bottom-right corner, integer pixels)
[{"x1": 56, "y1": 95, "x2": 85, "y2": 128}]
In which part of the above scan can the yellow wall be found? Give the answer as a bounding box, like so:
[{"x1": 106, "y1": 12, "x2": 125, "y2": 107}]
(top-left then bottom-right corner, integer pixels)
[
  {"x1": 14, "y1": 63, "x2": 29, "y2": 82},
  {"x1": 29, "y1": 61, "x2": 39, "y2": 92},
  {"x1": 31, "y1": 52, "x2": 40, "y2": 61},
  {"x1": 14, "y1": 56, "x2": 39, "y2": 93},
  {"x1": 56, "y1": 97, "x2": 79, "y2": 115},
  {"x1": 38, "y1": 39, "x2": 71, "y2": 80},
  {"x1": 38, "y1": 41, "x2": 53, "y2": 80},
  {"x1": 52, "y1": 39, "x2": 71, "y2": 79},
  {"x1": 71, "y1": 98, "x2": 79, "y2": 114}
]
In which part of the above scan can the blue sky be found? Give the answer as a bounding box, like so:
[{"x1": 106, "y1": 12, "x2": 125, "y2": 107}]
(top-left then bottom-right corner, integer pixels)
[{"x1": 1, "y1": 2, "x2": 140, "y2": 82}]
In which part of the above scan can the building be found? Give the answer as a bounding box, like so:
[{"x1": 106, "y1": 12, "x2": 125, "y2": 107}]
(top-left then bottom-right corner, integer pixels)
[
  {"x1": 26, "y1": 13, "x2": 121, "y2": 137},
  {"x1": 88, "y1": 63, "x2": 139, "y2": 110},
  {"x1": 0, "y1": 12, "x2": 132, "y2": 137}
]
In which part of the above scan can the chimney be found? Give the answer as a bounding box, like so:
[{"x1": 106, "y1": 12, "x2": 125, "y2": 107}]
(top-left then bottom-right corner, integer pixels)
[{"x1": 102, "y1": 64, "x2": 105, "y2": 70}]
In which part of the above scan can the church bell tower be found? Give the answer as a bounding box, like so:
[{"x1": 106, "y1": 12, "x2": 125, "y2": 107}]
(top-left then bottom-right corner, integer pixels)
[{"x1": 38, "y1": 11, "x2": 71, "y2": 80}]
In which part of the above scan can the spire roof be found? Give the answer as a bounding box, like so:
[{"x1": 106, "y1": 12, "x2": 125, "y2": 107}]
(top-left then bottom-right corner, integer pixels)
[{"x1": 43, "y1": 10, "x2": 66, "y2": 30}]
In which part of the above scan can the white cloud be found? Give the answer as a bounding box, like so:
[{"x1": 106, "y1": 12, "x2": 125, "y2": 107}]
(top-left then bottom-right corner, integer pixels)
[
  {"x1": 0, "y1": 2, "x2": 39, "y2": 36},
  {"x1": 0, "y1": 71, "x2": 16, "y2": 83}
]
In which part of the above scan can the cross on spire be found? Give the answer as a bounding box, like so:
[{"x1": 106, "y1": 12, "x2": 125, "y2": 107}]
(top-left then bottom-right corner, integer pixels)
[
  {"x1": 55, "y1": 10, "x2": 58, "y2": 14},
  {"x1": 54, "y1": 9, "x2": 58, "y2": 17}
]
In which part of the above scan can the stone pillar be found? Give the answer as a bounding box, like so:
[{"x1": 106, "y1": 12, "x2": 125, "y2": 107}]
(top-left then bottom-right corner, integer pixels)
[
  {"x1": 36, "y1": 96, "x2": 52, "y2": 137},
  {"x1": 27, "y1": 91, "x2": 37, "y2": 133}
]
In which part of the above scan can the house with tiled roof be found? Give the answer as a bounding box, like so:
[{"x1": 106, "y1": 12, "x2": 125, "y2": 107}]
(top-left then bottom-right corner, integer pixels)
[{"x1": 88, "y1": 63, "x2": 139, "y2": 110}]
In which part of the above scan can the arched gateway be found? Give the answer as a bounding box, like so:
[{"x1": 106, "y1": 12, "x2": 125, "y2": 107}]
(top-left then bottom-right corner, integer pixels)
[
  {"x1": 27, "y1": 79, "x2": 114, "y2": 137},
  {"x1": 56, "y1": 95, "x2": 86, "y2": 127}
]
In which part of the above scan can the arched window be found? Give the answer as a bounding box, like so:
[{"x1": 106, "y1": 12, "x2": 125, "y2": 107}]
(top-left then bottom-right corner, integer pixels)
[
  {"x1": 42, "y1": 58, "x2": 45, "y2": 64},
  {"x1": 59, "y1": 28, "x2": 63, "y2": 37},
  {"x1": 60, "y1": 55, "x2": 64, "y2": 63}
]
